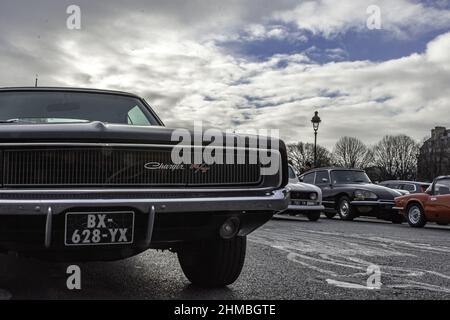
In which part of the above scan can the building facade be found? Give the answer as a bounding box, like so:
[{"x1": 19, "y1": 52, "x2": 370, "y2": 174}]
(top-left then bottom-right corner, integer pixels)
[{"x1": 417, "y1": 127, "x2": 450, "y2": 182}]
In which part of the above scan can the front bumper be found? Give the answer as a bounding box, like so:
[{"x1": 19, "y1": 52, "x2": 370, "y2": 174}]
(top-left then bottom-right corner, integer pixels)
[
  {"x1": 287, "y1": 204, "x2": 324, "y2": 211},
  {"x1": 350, "y1": 200, "x2": 400, "y2": 218},
  {"x1": 350, "y1": 200, "x2": 396, "y2": 209},
  {"x1": 0, "y1": 188, "x2": 288, "y2": 260}
]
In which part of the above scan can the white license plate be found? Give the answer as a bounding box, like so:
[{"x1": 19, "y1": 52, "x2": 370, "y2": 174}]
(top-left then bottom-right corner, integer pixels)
[{"x1": 65, "y1": 211, "x2": 135, "y2": 246}]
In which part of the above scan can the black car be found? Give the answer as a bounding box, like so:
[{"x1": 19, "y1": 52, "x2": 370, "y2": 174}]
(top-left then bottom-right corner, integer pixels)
[
  {"x1": 0, "y1": 87, "x2": 289, "y2": 287},
  {"x1": 299, "y1": 167, "x2": 403, "y2": 223},
  {"x1": 379, "y1": 180, "x2": 431, "y2": 194}
]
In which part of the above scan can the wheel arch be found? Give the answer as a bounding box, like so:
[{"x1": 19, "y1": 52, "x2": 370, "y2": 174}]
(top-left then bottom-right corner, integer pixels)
[
  {"x1": 405, "y1": 200, "x2": 425, "y2": 218},
  {"x1": 334, "y1": 192, "x2": 352, "y2": 210}
]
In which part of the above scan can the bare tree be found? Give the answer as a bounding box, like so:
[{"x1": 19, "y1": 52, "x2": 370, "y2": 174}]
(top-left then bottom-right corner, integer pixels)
[
  {"x1": 417, "y1": 135, "x2": 450, "y2": 181},
  {"x1": 333, "y1": 136, "x2": 373, "y2": 169},
  {"x1": 287, "y1": 142, "x2": 332, "y2": 173},
  {"x1": 372, "y1": 135, "x2": 419, "y2": 181}
]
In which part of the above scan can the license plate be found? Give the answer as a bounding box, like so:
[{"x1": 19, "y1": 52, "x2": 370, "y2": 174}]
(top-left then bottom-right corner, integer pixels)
[{"x1": 65, "y1": 211, "x2": 135, "y2": 246}]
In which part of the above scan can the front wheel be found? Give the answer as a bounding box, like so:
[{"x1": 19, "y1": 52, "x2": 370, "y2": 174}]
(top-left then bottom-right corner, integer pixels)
[
  {"x1": 178, "y1": 236, "x2": 246, "y2": 287},
  {"x1": 406, "y1": 204, "x2": 427, "y2": 228},
  {"x1": 307, "y1": 211, "x2": 321, "y2": 221},
  {"x1": 337, "y1": 196, "x2": 355, "y2": 221}
]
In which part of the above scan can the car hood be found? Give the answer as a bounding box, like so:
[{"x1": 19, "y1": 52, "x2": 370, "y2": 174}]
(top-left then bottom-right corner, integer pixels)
[
  {"x1": 287, "y1": 182, "x2": 322, "y2": 201},
  {"x1": 0, "y1": 121, "x2": 282, "y2": 148},
  {"x1": 288, "y1": 182, "x2": 321, "y2": 193},
  {"x1": 336, "y1": 183, "x2": 402, "y2": 200}
]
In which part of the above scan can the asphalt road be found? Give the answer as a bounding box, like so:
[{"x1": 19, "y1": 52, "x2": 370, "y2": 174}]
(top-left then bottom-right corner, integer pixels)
[{"x1": 0, "y1": 215, "x2": 449, "y2": 300}]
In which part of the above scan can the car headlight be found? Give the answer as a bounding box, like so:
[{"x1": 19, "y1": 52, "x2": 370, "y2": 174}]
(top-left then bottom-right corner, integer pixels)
[
  {"x1": 309, "y1": 192, "x2": 318, "y2": 200},
  {"x1": 354, "y1": 190, "x2": 378, "y2": 201}
]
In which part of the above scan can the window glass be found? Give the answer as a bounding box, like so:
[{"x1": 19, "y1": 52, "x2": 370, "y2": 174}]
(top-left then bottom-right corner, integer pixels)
[
  {"x1": 435, "y1": 179, "x2": 450, "y2": 195},
  {"x1": 303, "y1": 173, "x2": 315, "y2": 184},
  {"x1": 315, "y1": 171, "x2": 329, "y2": 184},
  {"x1": 0, "y1": 91, "x2": 159, "y2": 126},
  {"x1": 127, "y1": 105, "x2": 151, "y2": 125},
  {"x1": 401, "y1": 184, "x2": 416, "y2": 192},
  {"x1": 331, "y1": 170, "x2": 371, "y2": 184}
]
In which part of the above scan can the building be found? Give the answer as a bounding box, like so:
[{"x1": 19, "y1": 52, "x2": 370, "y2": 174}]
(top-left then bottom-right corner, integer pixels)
[{"x1": 417, "y1": 127, "x2": 450, "y2": 181}]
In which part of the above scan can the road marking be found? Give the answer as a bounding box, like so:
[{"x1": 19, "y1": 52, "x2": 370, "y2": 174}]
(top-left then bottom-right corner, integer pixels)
[
  {"x1": 250, "y1": 226, "x2": 450, "y2": 294},
  {"x1": 326, "y1": 279, "x2": 377, "y2": 290}
]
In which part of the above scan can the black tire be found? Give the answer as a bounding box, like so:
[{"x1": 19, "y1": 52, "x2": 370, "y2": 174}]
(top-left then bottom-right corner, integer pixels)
[
  {"x1": 307, "y1": 211, "x2": 321, "y2": 221},
  {"x1": 391, "y1": 214, "x2": 404, "y2": 224},
  {"x1": 177, "y1": 236, "x2": 246, "y2": 287},
  {"x1": 324, "y1": 212, "x2": 337, "y2": 219},
  {"x1": 406, "y1": 203, "x2": 427, "y2": 228},
  {"x1": 337, "y1": 196, "x2": 355, "y2": 221}
]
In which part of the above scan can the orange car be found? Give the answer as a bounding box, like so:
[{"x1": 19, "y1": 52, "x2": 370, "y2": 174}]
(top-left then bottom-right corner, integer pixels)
[{"x1": 394, "y1": 176, "x2": 450, "y2": 227}]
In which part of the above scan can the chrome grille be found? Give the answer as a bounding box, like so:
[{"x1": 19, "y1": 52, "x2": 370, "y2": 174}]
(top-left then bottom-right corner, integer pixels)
[{"x1": 2, "y1": 147, "x2": 262, "y2": 187}]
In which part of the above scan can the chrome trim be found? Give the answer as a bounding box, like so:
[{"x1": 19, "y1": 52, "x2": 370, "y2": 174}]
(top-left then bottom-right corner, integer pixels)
[
  {"x1": 392, "y1": 207, "x2": 404, "y2": 211},
  {"x1": 0, "y1": 142, "x2": 275, "y2": 152},
  {"x1": 351, "y1": 200, "x2": 395, "y2": 206},
  {"x1": 45, "y1": 206, "x2": 53, "y2": 248},
  {"x1": 0, "y1": 187, "x2": 277, "y2": 193},
  {"x1": 0, "y1": 189, "x2": 288, "y2": 215},
  {"x1": 144, "y1": 205, "x2": 156, "y2": 246},
  {"x1": 0, "y1": 142, "x2": 283, "y2": 190},
  {"x1": 287, "y1": 204, "x2": 324, "y2": 211}
]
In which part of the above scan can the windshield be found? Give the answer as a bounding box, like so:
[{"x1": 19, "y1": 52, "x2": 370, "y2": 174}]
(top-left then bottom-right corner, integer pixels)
[
  {"x1": 434, "y1": 178, "x2": 450, "y2": 195},
  {"x1": 288, "y1": 166, "x2": 297, "y2": 179},
  {"x1": 0, "y1": 91, "x2": 159, "y2": 125},
  {"x1": 331, "y1": 170, "x2": 371, "y2": 184}
]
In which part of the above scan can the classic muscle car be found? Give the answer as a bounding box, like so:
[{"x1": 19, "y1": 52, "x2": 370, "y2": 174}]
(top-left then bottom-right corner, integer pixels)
[
  {"x1": 299, "y1": 167, "x2": 403, "y2": 223},
  {"x1": 0, "y1": 87, "x2": 289, "y2": 287},
  {"x1": 278, "y1": 165, "x2": 324, "y2": 221},
  {"x1": 394, "y1": 176, "x2": 450, "y2": 227}
]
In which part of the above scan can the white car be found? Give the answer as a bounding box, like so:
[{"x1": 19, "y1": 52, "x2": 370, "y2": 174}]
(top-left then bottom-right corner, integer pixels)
[{"x1": 280, "y1": 165, "x2": 325, "y2": 221}]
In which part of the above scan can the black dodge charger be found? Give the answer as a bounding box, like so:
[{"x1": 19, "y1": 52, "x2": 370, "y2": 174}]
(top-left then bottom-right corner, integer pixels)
[
  {"x1": 0, "y1": 87, "x2": 289, "y2": 287},
  {"x1": 299, "y1": 167, "x2": 403, "y2": 223}
]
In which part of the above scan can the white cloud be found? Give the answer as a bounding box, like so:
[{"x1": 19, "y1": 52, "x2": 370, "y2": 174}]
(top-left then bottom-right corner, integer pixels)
[
  {"x1": 0, "y1": 1, "x2": 450, "y2": 151},
  {"x1": 273, "y1": 0, "x2": 450, "y2": 39}
]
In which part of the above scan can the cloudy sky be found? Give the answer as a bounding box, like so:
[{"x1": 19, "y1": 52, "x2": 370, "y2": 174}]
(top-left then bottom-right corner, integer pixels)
[{"x1": 1, "y1": 0, "x2": 450, "y2": 149}]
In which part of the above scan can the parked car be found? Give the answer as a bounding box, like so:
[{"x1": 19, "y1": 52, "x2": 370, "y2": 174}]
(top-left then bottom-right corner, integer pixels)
[
  {"x1": 379, "y1": 180, "x2": 430, "y2": 194},
  {"x1": 0, "y1": 87, "x2": 289, "y2": 287},
  {"x1": 279, "y1": 165, "x2": 324, "y2": 221},
  {"x1": 299, "y1": 167, "x2": 403, "y2": 223},
  {"x1": 394, "y1": 176, "x2": 450, "y2": 227}
]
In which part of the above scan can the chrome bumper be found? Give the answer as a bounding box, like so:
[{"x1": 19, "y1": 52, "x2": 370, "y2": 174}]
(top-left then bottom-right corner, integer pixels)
[
  {"x1": 0, "y1": 188, "x2": 288, "y2": 250},
  {"x1": 0, "y1": 188, "x2": 289, "y2": 216},
  {"x1": 350, "y1": 200, "x2": 396, "y2": 207},
  {"x1": 287, "y1": 204, "x2": 324, "y2": 211}
]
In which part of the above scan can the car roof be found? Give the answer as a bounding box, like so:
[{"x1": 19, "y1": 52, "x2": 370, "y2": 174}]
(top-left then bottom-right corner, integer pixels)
[
  {"x1": 435, "y1": 176, "x2": 450, "y2": 181},
  {"x1": 0, "y1": 87, "x2": 141, "y2": 99},
  {"x1": 301, "y1": 167, "x2": 364, "y2": 175}
]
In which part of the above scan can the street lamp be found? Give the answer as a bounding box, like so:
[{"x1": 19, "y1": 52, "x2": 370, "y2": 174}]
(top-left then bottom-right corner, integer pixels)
[{"x1": 311, "y1": 111, "x2": 321, "y2": 167}]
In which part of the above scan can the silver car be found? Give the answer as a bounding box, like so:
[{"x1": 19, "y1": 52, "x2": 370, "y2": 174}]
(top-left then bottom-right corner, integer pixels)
[{"x1": 279, "y1": 165, "x2": 325, "y2": 221}]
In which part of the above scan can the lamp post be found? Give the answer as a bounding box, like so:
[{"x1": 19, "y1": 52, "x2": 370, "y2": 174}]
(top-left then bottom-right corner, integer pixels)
[{"x1": 311, "y1": 111, "x2": 321, "y2": 167}]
